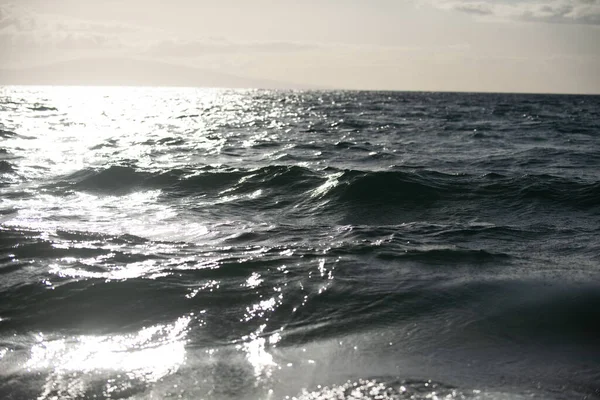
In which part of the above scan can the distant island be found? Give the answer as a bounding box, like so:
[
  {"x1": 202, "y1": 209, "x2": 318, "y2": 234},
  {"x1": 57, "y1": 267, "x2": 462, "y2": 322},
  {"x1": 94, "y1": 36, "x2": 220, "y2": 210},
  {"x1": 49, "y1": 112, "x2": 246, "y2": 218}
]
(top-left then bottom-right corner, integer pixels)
[{"x1": 0, "y1": 57, "x2": 314, "y2": 89}]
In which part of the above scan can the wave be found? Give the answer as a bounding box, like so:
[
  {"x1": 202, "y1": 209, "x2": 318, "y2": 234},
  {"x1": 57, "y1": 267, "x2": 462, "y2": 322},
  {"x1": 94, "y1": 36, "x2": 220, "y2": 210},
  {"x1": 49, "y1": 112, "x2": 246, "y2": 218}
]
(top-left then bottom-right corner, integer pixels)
[
  {"x1": 0, "y1": 129, "x2": 35, "y2": 140},
  {"x1": 294, "y1": 378, "x2": 474, "y2": 400},
  {"x1": 0, "y1": 161, "x2": 14, "y2": 173},
  {"x1": 374, "y1": 247, "x2": 509, "y2": 263},
  {"x1": 3, "y1": 224, "x2": 598, "y2": 350},
  {"x1": 0, "y1": 129, "x2": 18, "y2": 139},
  {"x1": 56, "y1": 165, "x2": 322, "y2": 196},
  {"x1": 28, "y1": 105, "x2": 58, "y2": 112},
  {"x1": 273, "y1": 278, "x2": 600, "y2": 357},
  {"x1": 51, "y1": 165, "x2": 600, "y2": 214},
  {"x1": 320, "y1": 169, "x2": 600, "y2": 212},
  {"x1": 292, "y1": 377, "x2": 598, "y2": 400}
]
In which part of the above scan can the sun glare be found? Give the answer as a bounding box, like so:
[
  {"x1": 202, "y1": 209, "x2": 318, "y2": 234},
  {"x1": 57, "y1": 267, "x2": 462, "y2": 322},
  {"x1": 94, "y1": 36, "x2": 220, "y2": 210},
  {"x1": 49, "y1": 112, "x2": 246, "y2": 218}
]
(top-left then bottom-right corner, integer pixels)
[{"x1": 25, "y1": 315, "x2": 192, "y2": 399}]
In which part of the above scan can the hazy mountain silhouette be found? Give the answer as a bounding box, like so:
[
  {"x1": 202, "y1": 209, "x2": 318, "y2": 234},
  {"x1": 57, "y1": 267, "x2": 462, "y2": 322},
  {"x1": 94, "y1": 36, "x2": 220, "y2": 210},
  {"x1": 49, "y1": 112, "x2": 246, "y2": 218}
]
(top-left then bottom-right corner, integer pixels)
[{"x1": 0, "y1": 58, "x2": 311, "y2": 89}]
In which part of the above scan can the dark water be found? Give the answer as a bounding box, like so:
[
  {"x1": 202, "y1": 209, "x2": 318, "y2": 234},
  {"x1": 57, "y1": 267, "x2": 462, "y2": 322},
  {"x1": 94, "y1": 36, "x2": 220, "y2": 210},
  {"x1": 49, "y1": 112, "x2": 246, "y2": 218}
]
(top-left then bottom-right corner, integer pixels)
[{"x1": 1, "y1": 87, "x2": 599, "y2": 399}]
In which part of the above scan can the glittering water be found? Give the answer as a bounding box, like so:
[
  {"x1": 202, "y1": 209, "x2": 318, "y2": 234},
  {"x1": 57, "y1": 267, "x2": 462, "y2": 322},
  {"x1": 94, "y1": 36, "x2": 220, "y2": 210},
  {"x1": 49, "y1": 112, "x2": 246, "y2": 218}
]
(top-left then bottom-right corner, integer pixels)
[{"x1": 1, "y1": 87, "x2": 599, "y2": 399}]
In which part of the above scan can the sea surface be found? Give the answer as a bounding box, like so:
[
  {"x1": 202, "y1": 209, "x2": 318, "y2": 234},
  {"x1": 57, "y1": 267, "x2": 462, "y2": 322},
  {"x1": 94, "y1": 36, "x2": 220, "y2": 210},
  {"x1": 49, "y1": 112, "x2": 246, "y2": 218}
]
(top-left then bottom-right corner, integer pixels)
[{"x1": 0, "y1": 87, "x2": 599, "y2": 400}]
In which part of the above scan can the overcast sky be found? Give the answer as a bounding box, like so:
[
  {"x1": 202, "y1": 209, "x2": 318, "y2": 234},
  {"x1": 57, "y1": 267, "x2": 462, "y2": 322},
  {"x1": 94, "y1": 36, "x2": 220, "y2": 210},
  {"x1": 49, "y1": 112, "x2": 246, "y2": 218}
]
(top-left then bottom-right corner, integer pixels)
[{"x1": 0, "y1": 0, "x2": 599, "y2": 93}]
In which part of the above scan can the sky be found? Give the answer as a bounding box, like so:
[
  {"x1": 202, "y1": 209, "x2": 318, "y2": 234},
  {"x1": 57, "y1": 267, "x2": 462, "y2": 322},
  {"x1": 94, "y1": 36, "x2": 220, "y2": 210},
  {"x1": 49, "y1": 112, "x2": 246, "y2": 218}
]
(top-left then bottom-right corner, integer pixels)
[{"x1": 0, "y1": 0, "x2": 599, "y2": 93}]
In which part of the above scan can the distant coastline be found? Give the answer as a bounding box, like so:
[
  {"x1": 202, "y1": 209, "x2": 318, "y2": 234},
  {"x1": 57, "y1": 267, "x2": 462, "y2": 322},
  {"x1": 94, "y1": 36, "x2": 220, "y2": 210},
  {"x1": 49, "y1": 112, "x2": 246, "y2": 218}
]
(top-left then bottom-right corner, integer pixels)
[
  {"x1": 0, "y1": 57, "x2": 319, "y2": 90},
  {"x1": 0, "y1": 58, "x2": 598, "y2": 95}
]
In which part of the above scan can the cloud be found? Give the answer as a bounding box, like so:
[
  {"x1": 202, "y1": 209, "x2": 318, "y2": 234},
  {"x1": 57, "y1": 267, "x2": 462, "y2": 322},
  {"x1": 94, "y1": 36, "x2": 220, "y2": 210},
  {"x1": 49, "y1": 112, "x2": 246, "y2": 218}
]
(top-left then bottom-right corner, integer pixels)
[
  {"x1": 0, "y1": 4, "x2": 35, "y2": 31},
  {"x1": 427, "y1": 0, "x2": 600, "y2": 24},
  {"x1": 0, "y1": 3, "x2": 144, "y2": 52},
  {"x1": 143, "y1": 38, "x2": 319, "y2": 58},
  {"x1": 0, "y1": 3, "x2": 321, "y2": 63}
]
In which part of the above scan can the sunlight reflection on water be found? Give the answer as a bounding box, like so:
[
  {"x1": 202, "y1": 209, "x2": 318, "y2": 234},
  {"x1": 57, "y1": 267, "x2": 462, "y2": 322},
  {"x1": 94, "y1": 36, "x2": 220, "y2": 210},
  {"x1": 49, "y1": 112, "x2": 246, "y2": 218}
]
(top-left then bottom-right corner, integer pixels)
[{"x1": 25, "y1": 315, "x2": 191, "y2": 399}]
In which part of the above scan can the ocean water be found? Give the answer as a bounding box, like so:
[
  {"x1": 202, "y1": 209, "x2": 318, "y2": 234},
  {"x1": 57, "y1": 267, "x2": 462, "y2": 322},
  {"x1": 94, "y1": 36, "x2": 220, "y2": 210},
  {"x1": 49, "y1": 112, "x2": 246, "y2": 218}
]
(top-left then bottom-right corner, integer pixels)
[{"x1": 0, "y1": 87, "x2": 599, "y2": 400}]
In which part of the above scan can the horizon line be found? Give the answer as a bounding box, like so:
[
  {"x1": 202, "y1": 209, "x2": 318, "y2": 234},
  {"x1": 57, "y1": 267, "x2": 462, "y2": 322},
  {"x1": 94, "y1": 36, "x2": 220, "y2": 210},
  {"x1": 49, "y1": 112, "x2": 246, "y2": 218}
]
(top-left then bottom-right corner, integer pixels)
[{"x1": 1, "y1": 83, "x2": 598, "y2": 96}]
